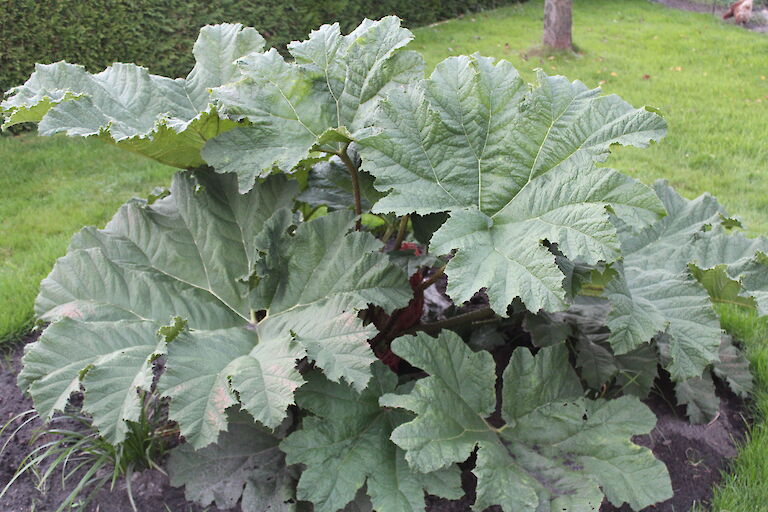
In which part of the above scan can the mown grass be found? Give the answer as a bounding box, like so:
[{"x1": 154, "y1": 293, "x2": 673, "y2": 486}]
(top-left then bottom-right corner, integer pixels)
[{"x1": 0, "y1": 136, "x2": 171, "y2": 342}]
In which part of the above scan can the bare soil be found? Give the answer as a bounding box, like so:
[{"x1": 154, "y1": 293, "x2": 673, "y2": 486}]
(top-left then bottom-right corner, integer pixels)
[
  {"x1": 1, "y1": 332, "x2": 750, "y2": 512},
  {"x1": 600, "y1": 379, "x2": 748, "y2": 512}
]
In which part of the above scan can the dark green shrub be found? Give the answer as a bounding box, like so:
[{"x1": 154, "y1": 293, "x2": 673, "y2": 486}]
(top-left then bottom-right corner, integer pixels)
[{"x1": 0, "y1": 0, "x2": 521, "y2": 95}]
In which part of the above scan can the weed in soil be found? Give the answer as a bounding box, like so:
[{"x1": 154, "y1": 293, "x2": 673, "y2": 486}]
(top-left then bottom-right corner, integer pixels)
[{"x1": 0, "y1": 336, "x2": 214, "y2": 512}]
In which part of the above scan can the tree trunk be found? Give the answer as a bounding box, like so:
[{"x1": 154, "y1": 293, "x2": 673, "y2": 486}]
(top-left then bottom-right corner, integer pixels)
[{"x1": 543, "y1": 0, "x2": 573, "y2": 50}]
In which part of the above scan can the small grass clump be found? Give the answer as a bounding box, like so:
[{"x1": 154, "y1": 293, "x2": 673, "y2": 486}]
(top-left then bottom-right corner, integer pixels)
[{"x1": 0, "y1": 393, "x2": 172, "y2": 512}]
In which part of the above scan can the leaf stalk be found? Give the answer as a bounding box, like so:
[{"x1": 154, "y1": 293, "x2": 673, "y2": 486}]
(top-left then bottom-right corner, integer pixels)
[
  {"x1": 338, "y1": 144, "x2": 363, "y2": 230},
  {"x1": 393, "y1": 215, "x2": 409, "y2": 250},
  {"x1": 411, "y1": 306, "x2": 495, "y2": 334},
  {"x1": 417, "y1": 265, "x2": 446, "y2": 292}
]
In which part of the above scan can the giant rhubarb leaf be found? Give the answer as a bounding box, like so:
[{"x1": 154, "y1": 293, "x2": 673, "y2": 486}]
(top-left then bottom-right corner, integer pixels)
[
  {"x1": 726, "y1": 252, "x2": 768, "y2": 314},
  {"x1": 1, "y1": 24, "x2": 264, "y2": 168},
  {"x1": 359, "y1": 55, "x2": 667, "y2": 314},
  {"x1": 281, "y1": 364, "x2": 462, "y2": 512},
  {"x1": 524, "y1": 297, "x2": 658, "y2": 397},
  {"x1": 19, "y1": 318, "x2": 163, "y2": 443},
  {"x1": 604, "y1": 182, "x2": 768, "y2": 382},
  {"x1": 203, "y1": 17, "x2": 424, "y2": 191},
  {"x1": 657, "y1": 332, "x2": 753, "y2": 423},
  {"x1": 380, "y1": 331, "x2": 672, "y2": 512},
  {"x1": 713, "y1": 334, "x2": 753, "y2": 398},
  {"x1": 168, "y1": 410, "x2": 295, "y2": 511},
  {"x1": 684, "y1": 227, "x2": 768, "y2": 315},
  {"x1": 674, "y1": 372, "x2": 720, "y2": 424},
  {"x1": 604, "y1": 263, "x2": 720, "y2": 381},
  {"x1": 21, "y1": 170, "x2": 411, "y2": 447}
]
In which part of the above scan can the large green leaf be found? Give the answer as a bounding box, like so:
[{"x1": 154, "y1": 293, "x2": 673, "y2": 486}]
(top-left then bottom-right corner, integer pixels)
[
  {"x1": 525, "y1": 297, "x2": 658, "y2": 396},
  {"x1": 1, "y1": 24, "x2": 264, "y2": 168},
  {"x1": 22, "y1": 171, "x2": 411, "y2": 448},
  {"x1": 729, "y1": 252, "x2": 768, "y2": 315},
  {"x1": 714, "y1": 334, "x2": 753, "y2": 397},
  {"x1": 595, "y1": 183, "x2": 762, "y2": 422},
  {"x1": 604, "y1": 265, "x2": 720, "y2": 381},
  {"x1": 19, "y1": 318, "x2": 162, "y2": 443},
  {"x1": 359, "y1": 56, "x2": 666, "y2": 313},
  {"x1": 281, "y1": 364, "x2": 462, "y2": 512},
  {"x1": 576, "y1": 336, "x2": 658, "y2": 398},
  {"x1": 168, "y1": 410, "x2": 295, "y2": 511},
  {"x1": 663, "y1": 333, "x2": 753, "y2": 423},
  {"x1": 380, "y1": 331, "x2": 671, "y2": 512},
  {"x1": 691, "y1": 235, "x2": 768, "y2": 315},
  {"x1": 203, "y1": 17, "x2": 424, "y2": 191},
  {"x1": 627, "y1": 185, "x2": 768, "y2": 314},
  {"x1": 675, "y1": 372, "x2": 719, "y2": 424},
  {"x1": 162, "y1": 208, "x2": 412, "y2": 447},
  {"x1": 603, "y1": 182, "x2": 768, "y2": 382}
]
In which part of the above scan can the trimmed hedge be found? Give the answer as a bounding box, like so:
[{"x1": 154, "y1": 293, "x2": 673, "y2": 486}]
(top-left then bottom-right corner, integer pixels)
[{"x1": 1, "y1": 0, "x2": 521, "y2": 94}]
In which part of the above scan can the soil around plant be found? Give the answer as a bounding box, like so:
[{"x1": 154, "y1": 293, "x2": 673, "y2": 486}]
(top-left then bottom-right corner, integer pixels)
[
  {"x1": 1, "y1": 331, "x2": 750, "y2": 512},
  {"x1": 599, "y1": 380, "x2": 748, "y2": 512},
  {"x1": 652, "y1": 0, "x2": 768, "y2": 33},
  {"x1": 0, "y1": 334, "x2": 214, "y2": 512}
]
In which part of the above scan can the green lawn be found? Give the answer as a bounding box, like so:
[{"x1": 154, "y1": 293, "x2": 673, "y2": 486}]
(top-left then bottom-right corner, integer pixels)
[
  {"x1": 0, "y1": 136, "x2": 171, "y2": 342},
  {"x1": 1, "y1": 0, "x2": 767, "y2": 506}
]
